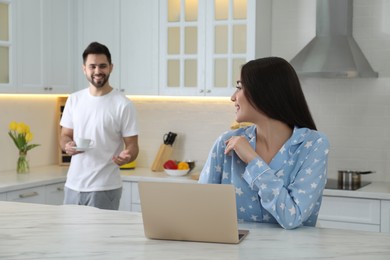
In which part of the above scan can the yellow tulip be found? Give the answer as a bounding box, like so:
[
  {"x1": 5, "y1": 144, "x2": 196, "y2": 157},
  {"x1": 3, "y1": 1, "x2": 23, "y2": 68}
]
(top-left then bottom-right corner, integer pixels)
[
  {"x1": 25, "y1": 132, "x2": 33, "y2": 142},
  {"x1": 17, "y1": 122, "x2": 29, "y2": 134},
  {"x1": 8, "y1": 121, "x2": 40, "y2": 153},
  {"x1": 9, "y1": 121, "x2": 18, "y2": 131},
  {"x1": 16, "y1": 124, "x2": 24, "y2": 134}
]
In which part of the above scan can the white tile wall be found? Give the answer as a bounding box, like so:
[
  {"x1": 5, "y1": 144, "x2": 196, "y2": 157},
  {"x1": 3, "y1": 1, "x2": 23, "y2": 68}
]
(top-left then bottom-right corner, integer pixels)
[
  {"x1": 132, "y1": 97, "x2": 235, "y2": 170},
  {"x1": 301, "y1": 78, "x2": 390, "y2": 182},
  {"x1": 0, "y1": 96, "x2": 59, "y2": 171},
  {"x1": 270, "y1": 0, "x2": 390, "y2": 182}
]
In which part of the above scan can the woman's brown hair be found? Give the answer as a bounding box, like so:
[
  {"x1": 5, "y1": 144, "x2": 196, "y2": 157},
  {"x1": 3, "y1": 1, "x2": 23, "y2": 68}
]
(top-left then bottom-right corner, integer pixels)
[{"x1": 240, "y1": 57, "x2": 317, "y2": 130}]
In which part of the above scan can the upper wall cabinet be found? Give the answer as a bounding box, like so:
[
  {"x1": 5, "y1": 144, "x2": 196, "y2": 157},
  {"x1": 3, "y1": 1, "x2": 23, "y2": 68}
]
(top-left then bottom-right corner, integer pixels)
[
  {"x1": 120, "y1": 0, "x2": 159, "y2": 95},
  {"x1": 0, "y1": 0, "x2": 14, "y2": 93},
  {"x1": 74, "y1": 0, "x2": 121, "y2": 92},
  {"x1": 15, "y1": 0, "x2": 75, "y2": 94},
  {"x1": 5, "y1": 0, "x2": 271, "y2": 96},
  {"x1": 158, "y1": 0, "x2": 271, "y2": 96},
  {"x1": 75, "y1": 0, "x2": 159, "y2": 95}
]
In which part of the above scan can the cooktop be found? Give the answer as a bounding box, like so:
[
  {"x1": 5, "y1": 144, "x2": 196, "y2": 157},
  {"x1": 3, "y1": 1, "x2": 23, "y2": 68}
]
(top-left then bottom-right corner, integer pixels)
[{"x1": 325, "y1": 179, "x2": 371, "y2": 191}]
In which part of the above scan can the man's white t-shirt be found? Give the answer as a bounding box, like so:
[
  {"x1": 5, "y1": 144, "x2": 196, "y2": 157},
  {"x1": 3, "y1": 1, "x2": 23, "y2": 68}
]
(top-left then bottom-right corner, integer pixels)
[{"x1": 60, "y1": 88, "x2": 138, "y2": 192}]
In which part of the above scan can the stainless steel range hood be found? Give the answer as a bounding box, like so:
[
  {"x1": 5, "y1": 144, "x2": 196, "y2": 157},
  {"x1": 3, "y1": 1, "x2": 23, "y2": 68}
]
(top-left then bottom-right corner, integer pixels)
[{"x1": 290, "y1": 0, "x2": 378, "y2": 78}]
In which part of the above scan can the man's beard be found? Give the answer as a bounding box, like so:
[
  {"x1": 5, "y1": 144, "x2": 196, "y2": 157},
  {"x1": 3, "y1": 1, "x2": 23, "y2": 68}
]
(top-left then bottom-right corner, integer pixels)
[{"x1": 88, "y1": 73, "x2": 110, "y2": 88}]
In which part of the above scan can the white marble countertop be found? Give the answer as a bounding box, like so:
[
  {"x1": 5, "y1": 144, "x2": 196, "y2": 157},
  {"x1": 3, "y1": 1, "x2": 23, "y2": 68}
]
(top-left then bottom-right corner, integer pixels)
[
  {"x1": 1, "y1": 201, "x2": 389, "y2": 260},
  {"x1": 0, "y1": 165, "x2": 198, "y2": 193},
  {"x1": 120, "y1": 167, "x2": 200, "y2": 183},
  {"x1": 1, "y1": 165, "x2": 390, "y2": 200},
  {"x1": 0, "y1": 166, "x2": 68, "y2": 192},
  {"x1": 323, "y1": 181, "x2": 390, "y2": 200}
]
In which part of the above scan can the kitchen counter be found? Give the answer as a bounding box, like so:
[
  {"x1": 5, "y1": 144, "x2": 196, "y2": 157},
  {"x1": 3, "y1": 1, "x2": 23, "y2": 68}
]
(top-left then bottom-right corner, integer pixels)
[
  {"x1": 0, "y1": 165, "x2": 198, "y2": 193},
  {"x1": 323, "y1": 181, "x2": 390, "y2": 200},
  {"x1": 0, "y1": 166, "x2": 68, "y2": 193},
  {"x1": 1, "y1": 201, "x2": 390, "y2": 260},
  {"x1": 1, "y1": 165, "x2": 390, "y2": 200},
  {"x1": 120, "y1": 167, "x2": 200, "y2": 183}
]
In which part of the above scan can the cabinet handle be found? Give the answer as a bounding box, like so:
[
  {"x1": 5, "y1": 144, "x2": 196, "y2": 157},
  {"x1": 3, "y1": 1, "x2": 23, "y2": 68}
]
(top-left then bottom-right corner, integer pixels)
[
  {"x1": 206, "y1": 89, "x2": 211, "y2": 93},
  {"x1": 44, "y1": 87, "x2": 53, "y2": 91},
  {"x1": 199, "y1": 89, "x2": 204, "y2": 93},
  {"x1": 19, "y1": 191, "x2": 39, "y2": 198},
  {"x1": 57, "y1": 187, "x2": 64, "y2": 191}
]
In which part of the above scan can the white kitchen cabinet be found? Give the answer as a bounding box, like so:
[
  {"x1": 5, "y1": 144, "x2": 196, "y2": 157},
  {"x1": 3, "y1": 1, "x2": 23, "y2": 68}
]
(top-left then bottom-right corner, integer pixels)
[
  {"x1": 119, "y1": 181, "x2": 132, "y2": 211},
  {"x1": 158, "y1": 0, "x2": 271, "y2": 96},
  {"x1": 119, "y1": 0, "x2": 159, "y2": 95},
  {"x1": 381, "y1": 200, "x2": 390, "y2": 233},
  {"x1": 23, "y1": 0, "x2": 272, "y2": 97},
  {"x1": 75, "y1": 0, "x2": 159, "y2": 95},
  {"x1": 15, "y1": 0, "x2": 75, "y2": 94},
  {"x1": 0, "y1": 0, "x2": 16, "y2": 93},
  {"x1": 119, "y1": 181, "x2": 141, "y2": 212},
  {"x1": 8, "y1": 0, "x2": 272, "y2": 96},
  {"x1": 131, "y1": 182, "x2": 141, "y2": 212},
  {"x1": 74, "y1": 0, "x2": 121, "y2": 92},
  {"x1": 45, "y1": 182, "x2": 65, "y2": 205},
  {"x1": 2, "y1": 182, "x2": 64, "y2": 205},
  {"x1": 6, "y1": 186, "x2": 46, "y2": 204},
  {"x1": 318, "y1": 196, "x2": 381, "y2": 232}
]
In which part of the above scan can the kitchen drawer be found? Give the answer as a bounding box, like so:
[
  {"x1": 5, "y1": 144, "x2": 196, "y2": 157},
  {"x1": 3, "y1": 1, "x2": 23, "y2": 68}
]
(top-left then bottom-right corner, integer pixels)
[
  {"x1": 0, "y1": 192, "x2": 6, "y2": 200},
  {"x1": 45, "y1": 182, "x2": 65, "y2": 205},
  {"x1": 7, "y1": 186, "x2": 45, "y2": 204},
  {"x1": 119, "y1": 182, "x2": 132, "y2": 211},
  {"x1": 318, "y1": 196, "x2": 380, "y2": 232},
  {"x1": 131, "y1": 182, "x2": 141, "y2": 212},
  {"x1": 319, "y1": 196, "x2": 380, "y2": 225},
  {"x1": 131, "y1": 182, "x2": 140, "y2": 204},
  {"x1": 381, "y1": 200, "x2": 390, "y2": 233},
  {"x1": 119, "y1": 181, "x2": 141, "y2": 212}
]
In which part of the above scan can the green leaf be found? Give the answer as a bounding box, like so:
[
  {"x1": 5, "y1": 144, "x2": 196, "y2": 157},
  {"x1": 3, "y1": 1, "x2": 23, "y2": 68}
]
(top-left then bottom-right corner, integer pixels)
[
  {"x1": 26, "y1": 144, "x2": 40, "y2": 152},
  {"x1": 16, "y1": 134, "x2": 26, "y2": 149},
  {"x1": 8, "y1": 132, "x2": 21, "y2": 149}
]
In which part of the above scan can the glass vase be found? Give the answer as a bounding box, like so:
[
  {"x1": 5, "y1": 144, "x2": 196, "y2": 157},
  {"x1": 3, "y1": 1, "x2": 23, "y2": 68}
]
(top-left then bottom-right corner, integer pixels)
[{"x1": 17, "y1": 152, "x2": 30, "y2": 174}]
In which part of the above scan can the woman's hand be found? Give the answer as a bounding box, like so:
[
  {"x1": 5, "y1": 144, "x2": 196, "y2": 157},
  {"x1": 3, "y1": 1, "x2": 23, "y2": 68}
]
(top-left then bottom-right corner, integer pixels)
[{"x1": 224, "y1": 136, "x2": 258, "y2": 163}]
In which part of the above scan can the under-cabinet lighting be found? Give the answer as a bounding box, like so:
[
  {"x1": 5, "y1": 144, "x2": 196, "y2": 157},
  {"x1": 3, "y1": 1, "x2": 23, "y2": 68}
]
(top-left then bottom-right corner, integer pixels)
[
  {"x1": 0, "y1": 94, "x2": 230, "y2": 103},
  {"x1": 0, "y1": 94, "x2": 65, "y2": 99},
  {"x1": 126, "y1": 95, "x2": 230, "y2": 102}
]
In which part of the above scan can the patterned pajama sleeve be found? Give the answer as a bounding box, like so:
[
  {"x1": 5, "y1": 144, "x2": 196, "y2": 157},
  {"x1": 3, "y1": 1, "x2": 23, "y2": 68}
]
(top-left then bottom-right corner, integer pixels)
[{"x1": 243, "y1": 135, "x2": 329, "y2": 229}]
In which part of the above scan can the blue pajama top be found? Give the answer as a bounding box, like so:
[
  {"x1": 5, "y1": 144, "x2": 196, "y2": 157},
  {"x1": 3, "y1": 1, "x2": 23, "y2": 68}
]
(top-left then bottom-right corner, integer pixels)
[{"x1": 198, "y1": 125, "x2": 330, "y2": 229}]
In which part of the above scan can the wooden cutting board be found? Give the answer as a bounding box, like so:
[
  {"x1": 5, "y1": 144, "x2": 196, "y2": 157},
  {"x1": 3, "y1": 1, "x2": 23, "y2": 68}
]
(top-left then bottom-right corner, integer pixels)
[{"x1": 151, "y1": 144, "x2": 173, "y2": 172}]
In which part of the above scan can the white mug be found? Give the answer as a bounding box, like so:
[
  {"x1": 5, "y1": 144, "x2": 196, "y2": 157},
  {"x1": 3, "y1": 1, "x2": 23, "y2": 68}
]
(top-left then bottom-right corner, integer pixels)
[{"x1": 76, "y1": 138, "x2": 94, "y2": 148}]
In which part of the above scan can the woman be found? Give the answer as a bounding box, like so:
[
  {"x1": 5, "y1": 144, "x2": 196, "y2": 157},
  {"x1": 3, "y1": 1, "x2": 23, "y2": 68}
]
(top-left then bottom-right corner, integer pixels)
[{"x1": 199, "y1": 57, "x2": 329, "y2": 229}]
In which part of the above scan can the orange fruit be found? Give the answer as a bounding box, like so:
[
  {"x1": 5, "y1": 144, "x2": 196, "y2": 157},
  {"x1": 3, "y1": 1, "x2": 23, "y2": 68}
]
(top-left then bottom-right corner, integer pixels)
[{"x1": 177, "y1": 161, "x2": 190, "y2": 170}]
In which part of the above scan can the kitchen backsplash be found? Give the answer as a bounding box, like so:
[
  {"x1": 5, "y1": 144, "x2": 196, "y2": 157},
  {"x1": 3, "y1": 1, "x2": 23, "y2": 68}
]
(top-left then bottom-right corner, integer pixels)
[
  {"x1": 1, "y1": 77, "x2": 390, "y2": 183},
  {"x1": 132, "y1": 97, "x2": 234, "y2": 170}
]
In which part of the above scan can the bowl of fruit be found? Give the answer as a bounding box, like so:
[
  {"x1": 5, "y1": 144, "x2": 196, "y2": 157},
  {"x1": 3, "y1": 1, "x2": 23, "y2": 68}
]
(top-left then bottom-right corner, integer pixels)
[{"x1": 163, "y1": 160, "x2": 190, "y2": 176}]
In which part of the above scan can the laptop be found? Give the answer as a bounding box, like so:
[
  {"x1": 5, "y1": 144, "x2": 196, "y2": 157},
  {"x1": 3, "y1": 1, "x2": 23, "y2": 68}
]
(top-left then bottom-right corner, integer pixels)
[{"x1": 138, "y1": 181, "x2": 249, "y2": 244}]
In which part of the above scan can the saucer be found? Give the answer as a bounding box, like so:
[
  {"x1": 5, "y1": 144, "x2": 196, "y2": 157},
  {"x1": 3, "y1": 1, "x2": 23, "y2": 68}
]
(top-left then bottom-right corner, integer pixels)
[{"x1": 71, "y1": 146, "x2": 92, "y2": 152}]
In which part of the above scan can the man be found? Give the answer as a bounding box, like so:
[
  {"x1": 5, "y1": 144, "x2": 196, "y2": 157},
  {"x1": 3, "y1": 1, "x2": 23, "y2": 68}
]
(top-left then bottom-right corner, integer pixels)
[{"x1": 60, "y1": 42, "x2": 139, "y2": 210}]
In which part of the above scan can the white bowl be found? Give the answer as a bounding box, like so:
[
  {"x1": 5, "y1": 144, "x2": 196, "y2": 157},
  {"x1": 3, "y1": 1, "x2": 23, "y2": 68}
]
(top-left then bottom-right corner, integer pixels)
[{"x1": 164, "y1": 169, "x2": 189, "y2": 176}]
